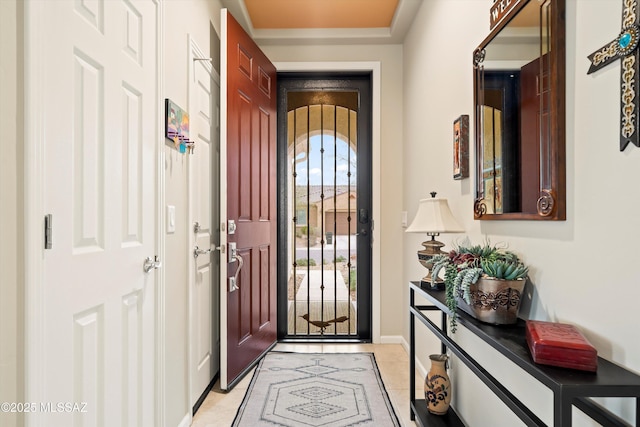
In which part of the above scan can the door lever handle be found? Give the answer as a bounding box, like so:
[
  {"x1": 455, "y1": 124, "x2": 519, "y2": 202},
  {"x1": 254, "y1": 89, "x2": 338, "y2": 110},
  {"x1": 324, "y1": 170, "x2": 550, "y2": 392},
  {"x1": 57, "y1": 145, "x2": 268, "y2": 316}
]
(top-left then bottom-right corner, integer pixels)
[
  {"x1": 193, "y1": 245, "x2": 212, "y2": 258},
  {"x1": 143, "y1": 256, "x2": 162, "y2": 273},
  {"x1": 230, "y1": 253, "x2": 244, "y2": 292}
]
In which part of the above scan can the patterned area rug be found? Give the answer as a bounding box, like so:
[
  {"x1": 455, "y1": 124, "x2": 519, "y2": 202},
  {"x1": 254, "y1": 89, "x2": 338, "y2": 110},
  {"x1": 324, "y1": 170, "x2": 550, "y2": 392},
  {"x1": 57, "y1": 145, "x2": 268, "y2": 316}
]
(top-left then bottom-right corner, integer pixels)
[{"x1": 232, "y1": 352, "x2": 400, "y2": 427}]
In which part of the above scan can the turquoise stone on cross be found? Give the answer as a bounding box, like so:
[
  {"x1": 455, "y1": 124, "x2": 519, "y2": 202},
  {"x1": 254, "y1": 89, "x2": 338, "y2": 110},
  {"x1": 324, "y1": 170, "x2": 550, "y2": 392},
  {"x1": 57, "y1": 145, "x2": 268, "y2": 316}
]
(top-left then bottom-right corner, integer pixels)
[
  {"x1": 588, "y1": 2, "x2": 640, "y2": 150},
  {"x1": 619, "y1": 32, "x2": 632, "y2": 49}
]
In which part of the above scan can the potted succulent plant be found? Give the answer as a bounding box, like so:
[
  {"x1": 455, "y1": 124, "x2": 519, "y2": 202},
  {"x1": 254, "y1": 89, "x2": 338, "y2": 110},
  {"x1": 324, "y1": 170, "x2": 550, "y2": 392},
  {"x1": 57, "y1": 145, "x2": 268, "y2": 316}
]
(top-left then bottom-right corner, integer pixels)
[{"x1": 430, "y1": 242, "x2": 529, "y2": 332}]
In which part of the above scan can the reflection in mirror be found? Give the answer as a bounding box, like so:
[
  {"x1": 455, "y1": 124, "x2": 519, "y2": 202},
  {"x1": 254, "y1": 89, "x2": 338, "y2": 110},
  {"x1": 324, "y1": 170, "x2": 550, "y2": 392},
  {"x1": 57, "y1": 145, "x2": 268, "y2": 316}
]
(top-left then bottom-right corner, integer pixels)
[
  {"x1": 481, "y1": 105, "x2": 503, "y2": 214},
  {"x1": 473, "y1": 0, "x2": 565, "y2": 220}
]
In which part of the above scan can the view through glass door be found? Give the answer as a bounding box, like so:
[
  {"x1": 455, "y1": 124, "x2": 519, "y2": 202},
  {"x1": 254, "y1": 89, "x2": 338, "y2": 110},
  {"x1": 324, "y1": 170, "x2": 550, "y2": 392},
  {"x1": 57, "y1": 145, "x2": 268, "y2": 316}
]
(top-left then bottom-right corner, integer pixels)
[{"x1": 277, "y1": 74, "x2": 372, "y2": 340}]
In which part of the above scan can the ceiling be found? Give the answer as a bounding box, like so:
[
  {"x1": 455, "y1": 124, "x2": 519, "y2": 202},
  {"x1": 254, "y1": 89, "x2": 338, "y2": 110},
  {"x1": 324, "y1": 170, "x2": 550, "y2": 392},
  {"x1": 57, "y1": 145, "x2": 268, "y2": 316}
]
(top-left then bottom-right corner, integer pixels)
[{"x1": 219, "y1": 0, "x2": 423, "y2": 45}]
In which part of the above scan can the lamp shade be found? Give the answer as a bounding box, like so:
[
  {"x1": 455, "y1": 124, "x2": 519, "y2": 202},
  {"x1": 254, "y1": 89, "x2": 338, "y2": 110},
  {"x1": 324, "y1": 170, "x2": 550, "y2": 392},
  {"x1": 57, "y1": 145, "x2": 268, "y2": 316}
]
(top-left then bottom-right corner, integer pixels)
[{"x1": 405, "y1": 197, "x2": 464, "y2": 234}]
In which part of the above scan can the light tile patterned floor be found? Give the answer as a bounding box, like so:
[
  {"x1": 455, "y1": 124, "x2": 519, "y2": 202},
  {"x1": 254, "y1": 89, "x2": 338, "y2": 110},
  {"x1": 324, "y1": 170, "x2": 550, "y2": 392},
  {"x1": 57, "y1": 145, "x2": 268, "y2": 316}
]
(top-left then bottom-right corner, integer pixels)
[{"x1": 191, "y1": 343, "x2": 422, "y2": 427}]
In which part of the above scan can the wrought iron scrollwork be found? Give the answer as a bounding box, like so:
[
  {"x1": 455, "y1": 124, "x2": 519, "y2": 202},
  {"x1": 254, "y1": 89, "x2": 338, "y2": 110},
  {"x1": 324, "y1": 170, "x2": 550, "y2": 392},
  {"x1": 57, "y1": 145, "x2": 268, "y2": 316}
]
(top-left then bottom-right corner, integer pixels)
[
  {"x1": 473, "y1": 199, "x2": 487, "y2": 219},
  {"x1": 473, "y1": 48, "x2": 486, "y2": 68},
  {"x1": 537, "y1": 190, "x2": 556, "y2": 217}
]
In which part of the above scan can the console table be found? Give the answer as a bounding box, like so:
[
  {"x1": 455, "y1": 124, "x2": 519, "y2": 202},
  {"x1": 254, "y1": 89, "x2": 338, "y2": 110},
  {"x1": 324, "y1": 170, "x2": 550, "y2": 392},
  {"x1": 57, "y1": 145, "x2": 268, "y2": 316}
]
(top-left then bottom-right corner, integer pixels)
[{"x1": 409, "y1": 281, "x2": 640, "y2": 426}]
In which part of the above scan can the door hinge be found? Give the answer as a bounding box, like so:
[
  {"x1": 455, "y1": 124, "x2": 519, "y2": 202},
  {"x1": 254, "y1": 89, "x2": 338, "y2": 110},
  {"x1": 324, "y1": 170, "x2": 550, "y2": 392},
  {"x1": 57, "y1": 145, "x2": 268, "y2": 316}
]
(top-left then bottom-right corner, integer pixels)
[{"x1": 44, "y1": 214, "x2": 52, "y2": 249}]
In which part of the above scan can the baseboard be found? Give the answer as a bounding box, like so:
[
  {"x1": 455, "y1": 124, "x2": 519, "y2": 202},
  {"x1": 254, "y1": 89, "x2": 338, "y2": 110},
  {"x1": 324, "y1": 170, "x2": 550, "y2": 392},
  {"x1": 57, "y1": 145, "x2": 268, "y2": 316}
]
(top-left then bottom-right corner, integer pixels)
[
  {"x1": 401, "y1": 336, "x2": 428, "y2": 381},
  {"x1": 379, "y1": 335, "x2": 404, "y2": 344},
  {"x1": 193, "y1": 373, "x2": 218, "y2": 415},
  {"x1": 400, "y1": 336, "x2": 410, "y2": 354},
  {"x1": 176, "y1": 413, "x2": 191, "y2": 427},
  {"x1": 414, "y1": 354, "x2": 427, "y2": 380}
]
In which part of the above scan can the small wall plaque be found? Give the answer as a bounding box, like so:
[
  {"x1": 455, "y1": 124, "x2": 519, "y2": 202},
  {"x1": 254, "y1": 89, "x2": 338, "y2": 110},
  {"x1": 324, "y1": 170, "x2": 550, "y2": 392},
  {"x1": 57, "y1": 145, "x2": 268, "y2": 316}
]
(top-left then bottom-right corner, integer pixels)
[
  {"x1": 490, "y1": 0, "x2": 523, "y2": 30},
  {"x1": 453, "y1": 115, "x2": 469, "y2": 180},
  {"x1": 165, "y1": 98, "x2": 193, "y2": 154}
]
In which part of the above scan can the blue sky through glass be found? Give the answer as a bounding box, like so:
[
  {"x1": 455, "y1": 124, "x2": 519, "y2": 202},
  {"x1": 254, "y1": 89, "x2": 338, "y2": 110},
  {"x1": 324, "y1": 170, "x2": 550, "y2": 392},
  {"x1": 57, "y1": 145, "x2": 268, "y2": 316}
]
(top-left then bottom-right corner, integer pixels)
[{"x1": 295, "y1": 134, "x2": 357, "y2": 185}]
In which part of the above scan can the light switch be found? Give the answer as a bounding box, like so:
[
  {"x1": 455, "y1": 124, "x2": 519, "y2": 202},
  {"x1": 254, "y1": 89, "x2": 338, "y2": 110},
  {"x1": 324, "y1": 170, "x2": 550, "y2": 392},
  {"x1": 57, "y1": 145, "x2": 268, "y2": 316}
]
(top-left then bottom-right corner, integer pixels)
[
  {"x1": 167, "y1": 205, "x2": 176, "y2": 233},
  {"x1": 401, "y1": 211, "x2": 408, "y2": 228}
]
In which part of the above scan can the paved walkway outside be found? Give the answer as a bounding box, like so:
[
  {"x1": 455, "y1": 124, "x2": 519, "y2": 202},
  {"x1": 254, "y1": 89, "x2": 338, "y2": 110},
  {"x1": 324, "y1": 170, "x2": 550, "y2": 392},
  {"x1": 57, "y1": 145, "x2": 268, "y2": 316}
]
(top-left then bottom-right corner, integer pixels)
[
  {"x1": 295, "y1": 235, "x2": 357, "y2": 265},
  {"x1": 295, "y1": 269, "x2": 350, "y2": 302}
]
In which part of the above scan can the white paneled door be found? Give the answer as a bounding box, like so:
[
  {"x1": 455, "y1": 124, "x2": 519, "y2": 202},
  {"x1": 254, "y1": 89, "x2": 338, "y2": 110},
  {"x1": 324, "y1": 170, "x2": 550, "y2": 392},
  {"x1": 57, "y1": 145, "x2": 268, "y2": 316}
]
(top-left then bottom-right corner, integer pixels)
[
  {"x1": 188, "y1": 38, "x2": 220, "y2": 407},
  {"x1": 29, "y1": 0, "x2": 160, "y2": 426}
]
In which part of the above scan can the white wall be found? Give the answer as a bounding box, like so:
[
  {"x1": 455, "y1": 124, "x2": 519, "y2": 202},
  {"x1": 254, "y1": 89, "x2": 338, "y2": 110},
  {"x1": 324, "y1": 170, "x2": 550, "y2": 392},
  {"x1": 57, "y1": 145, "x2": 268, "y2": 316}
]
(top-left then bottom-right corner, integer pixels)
[
  {"x1": 403, "y1": 0, "x2": 640, "y2": 425},
  {"x1": 261, "y1": 43, "x2": 405, "y2": 339},
  {"x1": 162, "y1": 1, "x2": 222, "y2": 426},
  {"x1": 0, "y1": 1, "x2": 24, "y2": 426}
]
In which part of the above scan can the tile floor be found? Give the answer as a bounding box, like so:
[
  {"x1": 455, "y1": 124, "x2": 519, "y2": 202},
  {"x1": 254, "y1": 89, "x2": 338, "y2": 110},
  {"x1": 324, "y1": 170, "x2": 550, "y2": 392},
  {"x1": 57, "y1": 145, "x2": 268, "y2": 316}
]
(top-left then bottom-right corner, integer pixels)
[{"x1": 191, "y1": 343, "x2": 422, "y2": 427}]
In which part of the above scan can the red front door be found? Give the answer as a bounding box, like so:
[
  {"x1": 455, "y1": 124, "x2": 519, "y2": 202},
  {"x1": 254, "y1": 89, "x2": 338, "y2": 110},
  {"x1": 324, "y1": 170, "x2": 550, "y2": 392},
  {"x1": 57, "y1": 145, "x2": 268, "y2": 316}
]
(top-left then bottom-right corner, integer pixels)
[{"x1": 220, "y1": 9, "x2": 277, "y2": 389}]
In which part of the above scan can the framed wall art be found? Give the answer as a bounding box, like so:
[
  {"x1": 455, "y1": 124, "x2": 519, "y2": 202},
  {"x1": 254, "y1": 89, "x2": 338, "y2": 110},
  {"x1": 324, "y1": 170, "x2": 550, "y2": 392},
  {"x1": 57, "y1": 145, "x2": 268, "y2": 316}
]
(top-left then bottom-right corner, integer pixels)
[
  {"x1": 453, "y1": 114, "x2": 469, "y2": 180},
  {"x1": 165, "y1": 98, "x2": 192, "y2": 153}
]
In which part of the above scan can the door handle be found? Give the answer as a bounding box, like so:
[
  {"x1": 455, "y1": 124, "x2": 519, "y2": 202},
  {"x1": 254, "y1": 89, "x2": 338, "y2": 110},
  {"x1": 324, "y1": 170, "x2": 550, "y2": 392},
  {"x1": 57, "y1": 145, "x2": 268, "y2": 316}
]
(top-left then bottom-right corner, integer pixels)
[
  {"x1": 143, "y1": 256, "x2": 162, "y2": 273},
  {"x1": 194, "y1": 245, "x2": 212, "y2": 258},
  {"x1": 359, "y1": 208, "x2": 369, "y2": 224},
  {"x1": 228, "y1": 242, "x2": 238, "y2": 263},
  {"x1": 229, "y1": 253, "x2": 244, "y2": 292}
]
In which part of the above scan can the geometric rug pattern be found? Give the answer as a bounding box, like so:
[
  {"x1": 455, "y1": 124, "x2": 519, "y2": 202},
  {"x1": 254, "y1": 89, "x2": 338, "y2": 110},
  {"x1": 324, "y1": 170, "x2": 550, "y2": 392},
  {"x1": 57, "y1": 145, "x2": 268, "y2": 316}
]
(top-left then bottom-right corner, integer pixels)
[{"x1": 232, "y1": 352, "x2": 400, "y2": 426}]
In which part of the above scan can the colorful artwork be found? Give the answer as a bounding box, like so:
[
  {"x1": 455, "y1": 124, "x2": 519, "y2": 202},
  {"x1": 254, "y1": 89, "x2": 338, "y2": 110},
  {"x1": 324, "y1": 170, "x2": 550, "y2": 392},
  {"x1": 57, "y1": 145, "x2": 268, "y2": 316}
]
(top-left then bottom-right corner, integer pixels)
[
  {"x1": 165, "y1": 99, "x2": 192, "y2": 153},
  {"x1": 453, "y1": 115, "x2": 469, "y2": 180}
]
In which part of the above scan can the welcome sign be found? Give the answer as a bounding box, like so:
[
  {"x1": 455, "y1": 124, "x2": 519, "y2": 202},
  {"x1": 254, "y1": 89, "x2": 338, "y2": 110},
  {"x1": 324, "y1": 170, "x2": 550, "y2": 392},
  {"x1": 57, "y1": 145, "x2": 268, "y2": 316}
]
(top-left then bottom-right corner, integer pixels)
[{"x1": 490, "y1": 0, "x2": 523, "y2": 29}]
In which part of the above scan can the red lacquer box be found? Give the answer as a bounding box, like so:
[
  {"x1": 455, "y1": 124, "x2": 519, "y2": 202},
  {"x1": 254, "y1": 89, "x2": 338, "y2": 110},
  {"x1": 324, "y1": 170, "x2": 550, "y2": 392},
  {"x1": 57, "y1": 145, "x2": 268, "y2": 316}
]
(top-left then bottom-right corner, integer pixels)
[{"x1": 526, "y1": 320, "x2": 598, "y2": 372}]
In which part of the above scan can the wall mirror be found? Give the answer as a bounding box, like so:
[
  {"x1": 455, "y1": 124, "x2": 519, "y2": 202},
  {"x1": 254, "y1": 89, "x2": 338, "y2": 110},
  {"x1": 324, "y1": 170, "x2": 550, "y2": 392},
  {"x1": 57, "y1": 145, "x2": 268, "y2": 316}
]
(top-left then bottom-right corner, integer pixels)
[{"x1": 473, "y1": 0, "x2": 565, "y2": 220}]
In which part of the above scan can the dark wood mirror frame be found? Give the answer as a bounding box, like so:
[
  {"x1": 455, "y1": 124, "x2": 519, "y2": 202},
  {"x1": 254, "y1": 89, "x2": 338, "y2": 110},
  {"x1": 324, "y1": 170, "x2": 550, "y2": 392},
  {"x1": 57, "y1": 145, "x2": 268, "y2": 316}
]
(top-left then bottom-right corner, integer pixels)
[{"x1": 473, "y1": 0, "x2": 566, "y2": 220}]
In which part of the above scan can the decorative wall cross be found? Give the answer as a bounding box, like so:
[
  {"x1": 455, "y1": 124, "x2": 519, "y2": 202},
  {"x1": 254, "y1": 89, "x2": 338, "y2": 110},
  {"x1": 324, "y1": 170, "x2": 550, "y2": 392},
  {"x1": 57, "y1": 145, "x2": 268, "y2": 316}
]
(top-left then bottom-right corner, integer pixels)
[{"x1": 588, "y1": 0, "x2": 640, "y2": 151}]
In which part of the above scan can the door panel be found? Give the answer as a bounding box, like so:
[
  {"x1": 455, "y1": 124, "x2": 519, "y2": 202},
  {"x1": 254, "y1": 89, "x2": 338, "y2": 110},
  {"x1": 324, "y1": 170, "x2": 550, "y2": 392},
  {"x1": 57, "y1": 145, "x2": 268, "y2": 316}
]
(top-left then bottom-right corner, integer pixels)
[
  {"x1": 34, "y1": 0, "x2": 159, "y2": 425},
  {"x1": 520, "y1": 56, "x2": 547, "y2": 213},
  {"x1": 220, "y1": 9, "x2": 277, "y2": 389},
  {"x1": 189, "y1": 38, "x2": 219, "y2": 407}
]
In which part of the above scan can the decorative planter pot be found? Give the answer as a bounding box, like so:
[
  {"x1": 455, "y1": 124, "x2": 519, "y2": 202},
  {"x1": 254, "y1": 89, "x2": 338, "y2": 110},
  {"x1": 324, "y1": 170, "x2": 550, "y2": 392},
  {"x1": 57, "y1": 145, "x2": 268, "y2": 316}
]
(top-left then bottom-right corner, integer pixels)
[
  {"x1": 456, "y1": 277, "x2": 526, "y2": 325},
  {"x1": 424, "y1": 354, "x2": 451, "y2": 415}
]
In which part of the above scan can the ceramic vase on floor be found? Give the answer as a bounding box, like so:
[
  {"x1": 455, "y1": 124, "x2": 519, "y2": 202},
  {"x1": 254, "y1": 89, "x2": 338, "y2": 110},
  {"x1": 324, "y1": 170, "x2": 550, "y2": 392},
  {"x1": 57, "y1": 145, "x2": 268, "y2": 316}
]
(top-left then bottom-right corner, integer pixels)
[{"x1": 424, "y1": 354, "x2": 451, "y2": 415}]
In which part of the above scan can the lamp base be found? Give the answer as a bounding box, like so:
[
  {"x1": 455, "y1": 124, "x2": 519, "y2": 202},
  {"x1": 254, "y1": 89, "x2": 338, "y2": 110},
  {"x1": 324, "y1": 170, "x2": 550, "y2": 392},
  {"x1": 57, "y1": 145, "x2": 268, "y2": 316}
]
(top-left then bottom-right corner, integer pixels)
[
  {"x1": 416, "y1": 236, "x2": 448, "y2": 290},
  {"x1": 420, "y1": 275, "x2": 445, "y2": 291},
  {"x1": 420, "y1": 236, "x2": 446, "y2": 255}
]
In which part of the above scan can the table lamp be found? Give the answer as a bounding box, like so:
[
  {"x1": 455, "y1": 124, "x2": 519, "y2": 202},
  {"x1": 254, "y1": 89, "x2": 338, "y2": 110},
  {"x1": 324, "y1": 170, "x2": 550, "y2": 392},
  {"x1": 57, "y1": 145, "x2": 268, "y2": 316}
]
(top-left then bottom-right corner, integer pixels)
[{"x1": 405, "y1": 192, "x2": 464, "y2": 289}]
